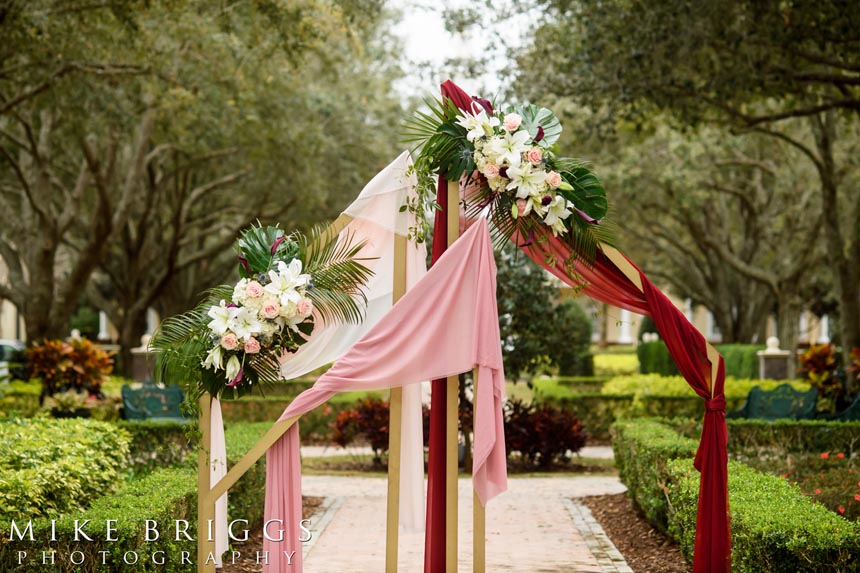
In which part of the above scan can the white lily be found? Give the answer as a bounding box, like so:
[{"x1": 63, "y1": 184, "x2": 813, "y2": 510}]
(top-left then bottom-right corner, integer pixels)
[
  {"x1": 455, "y1": 105, "x2": 500, "y2": 142},
  {"x1": 224, "y1": 355, "x2": 242, "y2": 382},
  {"x1": 506, "y1": 162, "x2": 549, "y2": 198},
  {"x1": 227, "y1": 306, "x2": 264, "y2": 341},
  {"x1": 264, "y1": 259, "x2": 310, "y2": 307},
  {"x1": 487, "y1": 129, "x2": 531, "y2": 166},
  {"x1": 207, "y1": 301, "x2": 232, "y2": 335},
  {"x1": 202, "y1": 345, "x2": 223, "y2": 371},
  {"x1": 543, "y1": 195, "x2": 574, "y2": 236}
]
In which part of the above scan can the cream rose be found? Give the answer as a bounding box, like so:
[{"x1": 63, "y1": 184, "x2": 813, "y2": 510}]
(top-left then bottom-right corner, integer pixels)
[
  {"x1": 245, "y1": 280, "x2": 264, "y2": 298},
  {"x1": 297, "y1": 298, "x2": 314, "y2": 317},
  {"x1": 262, "y1": 300, "x2": 280, "y2": 319},
  {"x1": 545, "y1": 171, "x2": 562, "y2": 189},
  {"x1": 503, "y1": 113, "x2": 522, "y2": 131},
  {"x1": 244, "y1": 337, "x2": 261, "y2": 354},
  {"x1": 483, "y1": 163, "x2": 500, "y2": 178},
  {"x1": 220, "y1": 333, "x2": 238, "y2": 350}
]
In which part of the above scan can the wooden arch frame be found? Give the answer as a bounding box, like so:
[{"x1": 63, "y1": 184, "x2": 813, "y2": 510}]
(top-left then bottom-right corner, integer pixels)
[{"x1": 195, "y1": 180, "x2": 721, "y2": 573}]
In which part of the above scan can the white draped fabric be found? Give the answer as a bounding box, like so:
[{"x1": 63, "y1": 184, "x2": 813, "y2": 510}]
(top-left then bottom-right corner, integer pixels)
[{"x1": 209, "y1": 152, "x2": 428, "y2": 566}]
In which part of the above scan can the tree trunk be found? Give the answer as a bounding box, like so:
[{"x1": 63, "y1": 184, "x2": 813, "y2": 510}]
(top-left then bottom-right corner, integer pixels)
[{"x1": 776, "y1": 297, "x2": 802, "y2": 375}]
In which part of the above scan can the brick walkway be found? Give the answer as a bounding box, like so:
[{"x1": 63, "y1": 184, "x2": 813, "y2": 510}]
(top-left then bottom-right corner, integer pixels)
[{"x1": 300, "y1": 475, "x2": 631, "y2": 572}]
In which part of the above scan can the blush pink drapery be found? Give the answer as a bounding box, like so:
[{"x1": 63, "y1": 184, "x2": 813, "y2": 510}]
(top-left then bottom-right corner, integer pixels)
[{"x1": 262, "y1": 219, "x2": 508, "y2": 573}]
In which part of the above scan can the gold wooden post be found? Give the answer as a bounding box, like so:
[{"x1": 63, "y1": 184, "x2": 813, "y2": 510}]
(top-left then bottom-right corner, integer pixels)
[
  {"x1": 601, "y1": 244, "x2": 721, "y2": 394},
  {"x1": 446, "y1": 179, "x2": 460, "y2": 572},
  {"x1": 197, "y1": 393, "x2": 216, "y2": 573},
  {"x1": 472, "y1": 367, "x2": 486, "y2": 573},
  {"x1": 385, "y1": 234, "x2": 408, "y2": 573}
]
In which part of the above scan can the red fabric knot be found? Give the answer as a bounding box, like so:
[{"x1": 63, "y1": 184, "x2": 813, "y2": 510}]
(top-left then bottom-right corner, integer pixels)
[{"x1": 705, "y1": 396, "x2": 726, "y2": 412}]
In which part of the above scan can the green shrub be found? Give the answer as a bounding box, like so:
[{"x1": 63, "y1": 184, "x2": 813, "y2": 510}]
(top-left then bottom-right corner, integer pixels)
[
  {"x1": 637, "y1": 341, "x2": 679, "y2": 376},
  {"x1": 0, "y1": 418, "x2": 130, "y2": 520},
  {"x1": 0, "y1": 467, "x2": 197, "y2": 572},
  {"x1": 638, "y1": 341, "x2": 766, "y2": 378},
  {"x1": 667, "y1": 459, "x2": 860, "y2": 573},
  {"x1": 610, "y1": 418, "x2": 698, "y2": 530},
  {"x1": 602, "y1": 374, "x2": 808, "y2": 401},
  {"x1": 593, "y1": 352, "x2": 638, "y2": 376},
  {"x1": 716, "y1": 344, "x2": 765, "y2": 380},
  {"x1": 613, "y1": 418, "x2": 860, "y2": 572},
  {"x1": 117, "y1": 421, "x2": 193, "y2": 473}
]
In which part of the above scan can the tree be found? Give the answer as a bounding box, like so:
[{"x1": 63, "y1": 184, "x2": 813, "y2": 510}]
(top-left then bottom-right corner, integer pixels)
[
  {"x1": 515, "y1": 0, "x2": 860, "y2": 351},
  {"x1": 0, "y1": 1, "x2": 405, "y2": 350},
  {"x1": 496, "y1": 246, "x2": 592, "y2": 381},
  {"x1": 604, "y1": 123, "x2": 826, "y2": 350}
]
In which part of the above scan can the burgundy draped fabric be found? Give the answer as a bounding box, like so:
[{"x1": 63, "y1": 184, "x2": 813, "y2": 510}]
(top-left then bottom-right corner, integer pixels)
[
  {"x1": 519, "y1": 232, "x2": 731, "y2": 573},
  {"x1": 425, "y1": 79, "x2": 476, "y2": 572}
]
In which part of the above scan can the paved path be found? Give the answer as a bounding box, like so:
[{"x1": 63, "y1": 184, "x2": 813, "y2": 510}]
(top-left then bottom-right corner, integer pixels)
[{"x1": 300, "y1": 475, "x2": 631, "y2": 573}]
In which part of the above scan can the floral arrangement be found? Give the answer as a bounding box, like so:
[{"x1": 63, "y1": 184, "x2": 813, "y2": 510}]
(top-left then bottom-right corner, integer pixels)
[
  {"x1": 405, "y1": 96, "x2": 612, "y2": 264},
  {"x1": 149, "y1": 224, "x2": 373, "y2": 397}
]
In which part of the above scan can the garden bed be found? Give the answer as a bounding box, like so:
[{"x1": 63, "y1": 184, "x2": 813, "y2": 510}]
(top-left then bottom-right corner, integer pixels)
[{"x1": 581, "y1": 493, "x2": 690, "y2": 573}]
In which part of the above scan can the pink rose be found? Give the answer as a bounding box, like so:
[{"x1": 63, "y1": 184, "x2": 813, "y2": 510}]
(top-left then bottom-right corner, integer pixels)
[
  {"x1": 545, "y1": 171, "x2": 562, "y2": 189},
  {"x1": 503, "y1": 113, "x2": 522, "y2": 131},
  {"x1": 526, "y1": 147, "x2": 543, "y2": 165},
  {"x1": 516, "y1": 199, "x2": 527, "y2": 217},
  {"x1": 245, "y1": 280, "x2": 264, "y2": 298},
  {"x1": 262, "y1": 300, "x2": 280, "y2": 319},
  {"x1": 483, "y1": 163, "x2": 500, "y2": 178},
  {"x1": 297, "y1": 298, "x2": 313, "y2": 317},
  {"x1": 220, "y1": 333, "x2": 238, "y2": 350},
  {"x1": 244, "y1": 337, "x2": 261, "y2": 354}
]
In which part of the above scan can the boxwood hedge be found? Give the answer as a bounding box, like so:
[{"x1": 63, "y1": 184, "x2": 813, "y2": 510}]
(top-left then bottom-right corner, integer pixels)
[{"x1": 612, "y1": 418, "x2": 860, "y2": 572}]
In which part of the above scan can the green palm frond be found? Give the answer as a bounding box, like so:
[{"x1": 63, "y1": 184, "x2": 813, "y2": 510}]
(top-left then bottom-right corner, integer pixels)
[
  {"x1": 149, "y1": 285, "x2": 231, "y2": 389},
  {"x1": 298, "y1": 225, "x2": 375, "y2": 325}
]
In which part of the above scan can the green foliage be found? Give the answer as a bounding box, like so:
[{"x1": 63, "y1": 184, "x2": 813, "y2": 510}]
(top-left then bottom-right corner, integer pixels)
[
  {"x1": 602, "y1": 374, "x2": 808, "y2": 402},
  {"x1": 593, "y1": 352, "x2": 637, "y2": 376},
  {"x1": 639, "y1": 341, "x2": 765, "y2": 378},
  {"x1": 637, "y1": 341, "x2": 680, "y2": 376},
  {"x1": 0, "y1": 468, "x2": 197, "y2": 573},
  {"x1": 716, "y1": 345, "x2": 766, "y2": 380},
  {"x1": 496, "y1": 248, "x2": 593, "y2": 381},
  {"x1": 668, "y1": 460, "x2": 860, "y2": 572},
  {"x1": 117, "y1": 421, "x2": 193, "y2": 474},
  {"x1": 0, "y1": 418, "x2": 130, "y2": 520},
  {"x1": 613, "y1": 418, "x2": 860, "y2": 571}
]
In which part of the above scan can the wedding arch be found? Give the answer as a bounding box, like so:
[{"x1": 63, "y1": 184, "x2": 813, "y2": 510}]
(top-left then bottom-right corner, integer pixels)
[{"x1": 184, "y1": 81, "x2": 730, "y2": 573}]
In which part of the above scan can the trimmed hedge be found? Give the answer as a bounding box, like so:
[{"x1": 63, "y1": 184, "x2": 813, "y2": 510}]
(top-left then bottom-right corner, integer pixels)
[
  {"x1": 638, "y1": 341, "x2": 765, "y2": 378},
  {"x1": 602, "y1": 374, "x2": 809, "y2": 401},
  {"x1": 547, "y1": 393, "x2": 747, "y2": 441},
  {"x1": 668, "y1": 459, "x2": 860, "y2": 572},
  {"x1": 612, "y1": 418, "x2": 860, "y2": 572},
  {"x1": 0, "y1": 418, "x2": 130, "y2": 520},
  {"x1": 117, "y1": 420, "x2": 193, "y2": 473},
  {"x1": 0, "y1": 468, "x2": 197, "y2": 572},
  {"x1": 669, "y1": 418, "x2": 860, "y2": 461}
]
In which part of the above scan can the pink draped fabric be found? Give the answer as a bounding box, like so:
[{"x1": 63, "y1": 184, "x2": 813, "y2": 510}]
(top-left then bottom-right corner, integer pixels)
[
  {"x1": 263, "y1": 219, "x2": 508, "y2": 573},
  {"x1": 519, "y1": 232, "x2": 731, "y2": 573}
]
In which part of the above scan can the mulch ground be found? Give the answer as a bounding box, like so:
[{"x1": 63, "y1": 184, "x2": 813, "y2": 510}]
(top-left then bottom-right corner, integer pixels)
[
  {"x1": 222, "y1": 496, "x2": 323, "y2": 573},
  {"x1": 580, "y1": 493, "x2": 691, "y2": 573}
]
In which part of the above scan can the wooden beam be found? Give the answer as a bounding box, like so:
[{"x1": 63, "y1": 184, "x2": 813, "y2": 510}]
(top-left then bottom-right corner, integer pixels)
[
  {"x1": 197, "y1": 394, "x2": 216, "y2": 573},
  {"x1": 385, "y1": 234, "x2": 408, "y2": 573},
  {"x1": 446, "y1": 179, "x2": 460, "y2": 572},
  {"x1": 472, "y1": 367, "x2": 486, "y2": 573},
  {"x1": 601, "y1": 243, "x2": 721, "y2": 397}
]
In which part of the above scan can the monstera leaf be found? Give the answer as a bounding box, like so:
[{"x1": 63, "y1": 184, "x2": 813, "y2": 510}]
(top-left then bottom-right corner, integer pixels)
[
  {"x1": 508, "y1": 104, "x2": 563, "y2": 148},
  {"x1": 566, "y1": 166, "x2": 608, "y2": 220}
]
